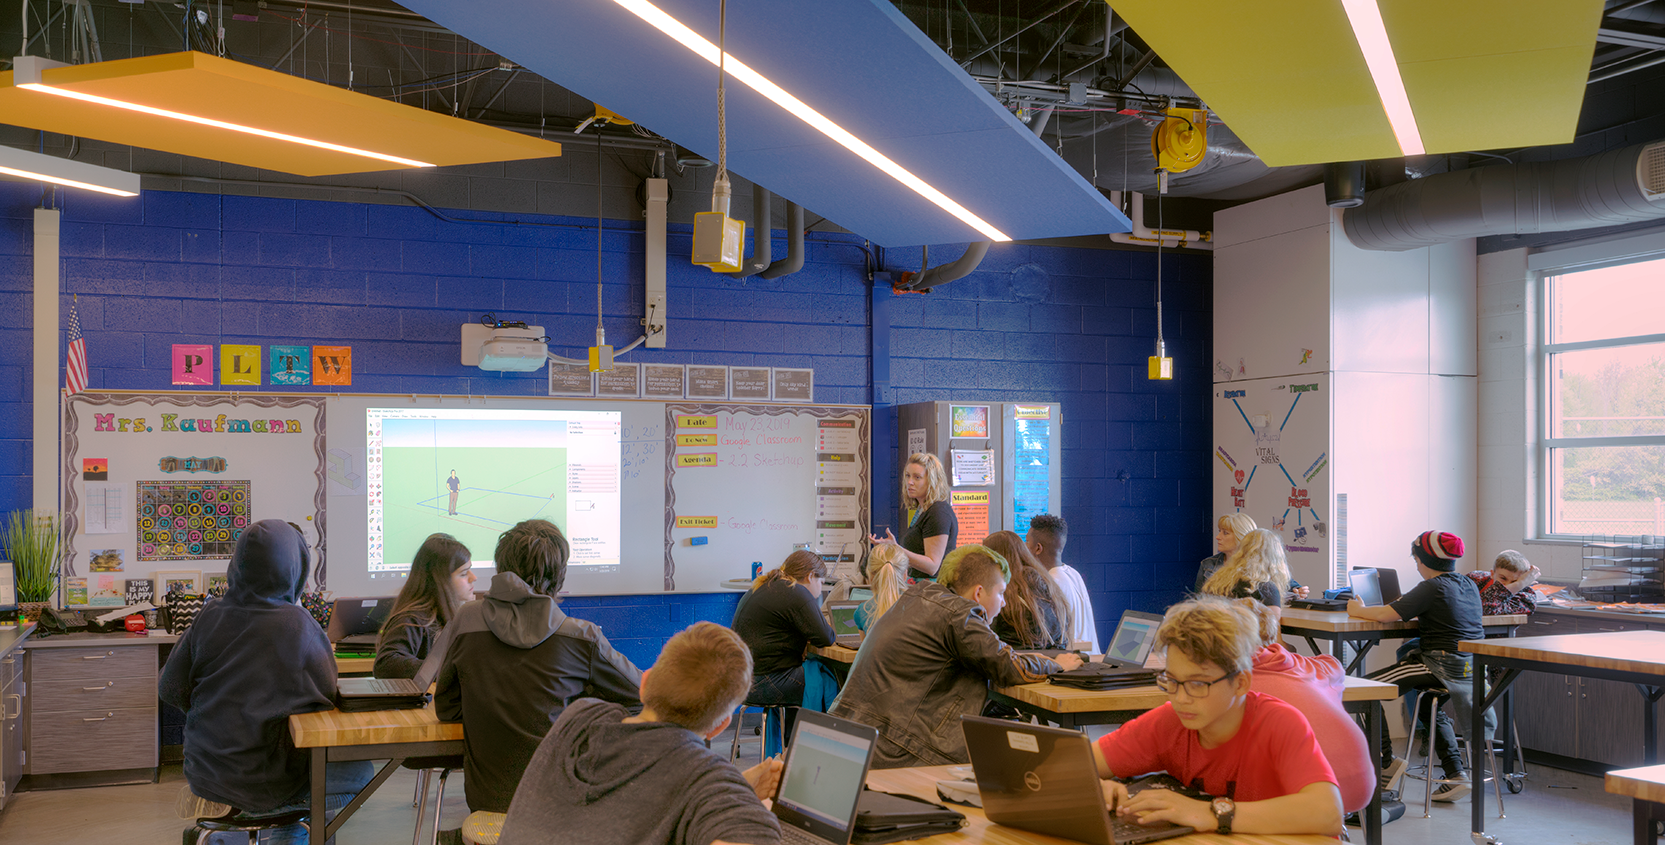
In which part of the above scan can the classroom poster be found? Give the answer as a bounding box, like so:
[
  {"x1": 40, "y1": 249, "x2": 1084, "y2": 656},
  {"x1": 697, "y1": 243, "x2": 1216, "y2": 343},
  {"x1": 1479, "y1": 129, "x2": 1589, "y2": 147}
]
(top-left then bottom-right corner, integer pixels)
[
  {"x1": 951, "y1": 491, "x2": 990, "y2": 547},
  {"x1": 220, "y1": 345, "x2": 262, "y2": 386},
  {"x1": 313, "y1": 346, "x2": 353, "y2": 386},
  {"x1": 1212, "y1": 375, "x2": 1331, "y2": 587},
  {"x1": 949, "y1": 404, "x2": 989, "y2": 438},
  {"x1": 950, "y1": 449, "x2": 995, "y2": 486},
  {"x1": 172, "y1": 345, "x2": 214, "y2": 385},
  {"x1": 270, "y1": 345, "x2": 311, "y2": 386}
]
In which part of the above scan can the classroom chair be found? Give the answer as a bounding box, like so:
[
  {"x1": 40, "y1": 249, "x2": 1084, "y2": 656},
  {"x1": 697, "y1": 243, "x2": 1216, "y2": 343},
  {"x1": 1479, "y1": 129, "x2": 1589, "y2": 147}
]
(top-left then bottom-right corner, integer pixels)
[
  {"x1": 727, "y1": 702, "x2": 787, "y2": 763},
  {"x1": 1405, "y1": 685, "x2": 1506, "y2": 819},
  {"x1": 184, "y1": 809, "x2": 310, "y2": 844},
  {"x1": 461, "y1": 811, "x2": 506, "y2": 844},
  {"x1": 410, "y1": 757, "x2": 463, "y2": 845}
]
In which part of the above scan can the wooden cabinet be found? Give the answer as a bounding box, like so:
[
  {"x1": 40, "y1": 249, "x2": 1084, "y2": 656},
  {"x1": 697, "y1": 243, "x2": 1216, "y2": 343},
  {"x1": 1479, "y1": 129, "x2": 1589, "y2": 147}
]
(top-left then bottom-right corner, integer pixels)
[
  {"x1": 23, "y1": 642, "x2": 158, "y2": 781},
  {"x1": 0, "y1": 648, "x2": 24, "y2": 808},
  {"x1": 1512, "y1": 609, "x2": 1664, "y2": 770}
]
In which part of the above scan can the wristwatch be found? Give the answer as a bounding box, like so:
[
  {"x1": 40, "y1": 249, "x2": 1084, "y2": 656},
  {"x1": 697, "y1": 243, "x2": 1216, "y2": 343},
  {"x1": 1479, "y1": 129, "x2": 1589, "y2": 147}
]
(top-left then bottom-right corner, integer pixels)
[{"x1": 1210, "y1": 797, "x2": 1236, "y2": 834}]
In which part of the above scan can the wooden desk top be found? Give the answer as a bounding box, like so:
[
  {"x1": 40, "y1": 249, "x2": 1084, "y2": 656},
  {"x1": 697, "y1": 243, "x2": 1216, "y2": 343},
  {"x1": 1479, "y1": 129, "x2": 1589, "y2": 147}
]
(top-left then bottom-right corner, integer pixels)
[
  {"x1": 813, "y1": 644, "x2": 860, "y2": 664},
  {"x1": 995, "y1": 675, "x2": 1397, "y2": 714},
  {"x1": 1460, "y1": 630, "x2": 1665, "y2": 676},
  {"x1": 289, "y1": 701, "x2": 461, "y2": 748},
  {"x1": 1605, "y1": 764, "x2": 1665, "y2": 804},
  {"x1": 334, "y1": 655, "x2": 375, "y2": 674},
  {"x1": 1279, "y1": 608, "x2": 1526, "y2": 634},
  {"x1": 867, "y1": 765, "x2": 1338, "y2": 844}
]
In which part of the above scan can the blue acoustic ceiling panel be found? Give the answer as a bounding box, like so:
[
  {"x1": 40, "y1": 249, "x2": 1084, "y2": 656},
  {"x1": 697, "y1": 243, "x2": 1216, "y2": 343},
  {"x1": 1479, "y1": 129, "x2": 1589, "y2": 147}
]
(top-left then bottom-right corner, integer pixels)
[{"x1": 398, "y1": 0, "x2": 1131, "y2": 247}]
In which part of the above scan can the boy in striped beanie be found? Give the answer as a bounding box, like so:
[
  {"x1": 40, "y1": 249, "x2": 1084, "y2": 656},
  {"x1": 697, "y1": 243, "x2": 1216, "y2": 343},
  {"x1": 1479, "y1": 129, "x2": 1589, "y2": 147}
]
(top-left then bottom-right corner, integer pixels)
[{"x1": 1348, "y1": 530, "x2": 1490, "y2": 802}]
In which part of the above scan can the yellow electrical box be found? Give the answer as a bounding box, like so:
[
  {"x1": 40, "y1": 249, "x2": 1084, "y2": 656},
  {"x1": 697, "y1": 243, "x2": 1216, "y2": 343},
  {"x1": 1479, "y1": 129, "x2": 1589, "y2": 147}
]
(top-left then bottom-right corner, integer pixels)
[
  {"x1": 692, "y1": 212, "x2": 745, "y2": 273},
  {"x1": 1148, "y1": 354, "x2": 1174, "y2": 380},
  {"x1": 1152, "y1": 107, "x2": 1209, "y2": 174}
]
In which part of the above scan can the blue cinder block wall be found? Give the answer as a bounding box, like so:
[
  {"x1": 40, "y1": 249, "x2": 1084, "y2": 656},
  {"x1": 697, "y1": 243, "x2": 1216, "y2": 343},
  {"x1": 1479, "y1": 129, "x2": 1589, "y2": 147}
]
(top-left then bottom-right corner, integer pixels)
[{"x1": 0, "y1": 183, "x2": 1211, "y2": 665}]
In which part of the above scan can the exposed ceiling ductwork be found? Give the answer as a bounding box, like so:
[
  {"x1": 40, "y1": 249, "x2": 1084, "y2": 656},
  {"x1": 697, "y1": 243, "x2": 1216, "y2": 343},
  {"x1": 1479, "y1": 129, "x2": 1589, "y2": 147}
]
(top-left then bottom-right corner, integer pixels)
[{"x1": 1342, "y1": 139, "x2": 1665, "y2": 251}]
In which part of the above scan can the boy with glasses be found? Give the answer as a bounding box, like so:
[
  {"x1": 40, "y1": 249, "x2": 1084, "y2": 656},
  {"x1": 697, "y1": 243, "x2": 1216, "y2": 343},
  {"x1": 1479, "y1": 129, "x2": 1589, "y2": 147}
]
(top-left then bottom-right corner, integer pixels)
[{"x1": 1092, "y1": 597, "x2": 1344, "y2": 836}]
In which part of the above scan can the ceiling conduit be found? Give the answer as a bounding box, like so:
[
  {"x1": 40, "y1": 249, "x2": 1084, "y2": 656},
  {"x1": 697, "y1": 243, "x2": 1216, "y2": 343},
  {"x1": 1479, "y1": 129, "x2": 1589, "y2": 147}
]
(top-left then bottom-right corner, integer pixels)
[
  {"x1": 758, "y1": 200, "x2": 804, "y2": 279},
  {"x1": 1343, "y1": 139, "x2": 1665, "y2": 251}
]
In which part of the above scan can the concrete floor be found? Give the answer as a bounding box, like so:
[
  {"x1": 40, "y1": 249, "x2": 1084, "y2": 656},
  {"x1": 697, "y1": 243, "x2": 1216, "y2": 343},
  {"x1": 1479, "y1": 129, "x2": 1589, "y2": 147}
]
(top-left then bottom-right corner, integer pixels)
[{"x1": 0, "y1": 739, "x2": 1639, "y2": 844}]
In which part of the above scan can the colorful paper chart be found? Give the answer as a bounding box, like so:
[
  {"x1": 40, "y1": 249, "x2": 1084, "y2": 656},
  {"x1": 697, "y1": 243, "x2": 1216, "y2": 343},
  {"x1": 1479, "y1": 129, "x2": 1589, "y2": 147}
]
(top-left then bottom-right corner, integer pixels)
[{"x1": 136, "y1": 480, "x2": 252, "y2": 561}]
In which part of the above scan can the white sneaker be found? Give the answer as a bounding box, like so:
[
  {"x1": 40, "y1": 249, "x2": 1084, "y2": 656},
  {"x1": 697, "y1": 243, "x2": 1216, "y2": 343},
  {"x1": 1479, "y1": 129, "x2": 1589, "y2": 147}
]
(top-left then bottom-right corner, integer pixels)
[
  {"x1": 1379, "y1": 757, "x2": 1408, "y2": 793},
  {"x1": 1432, "y1": 773, "x2": 1471, "y2": 803},
  {"x1": 175, "y1": 785, "x2": 232, "y2": 820}
]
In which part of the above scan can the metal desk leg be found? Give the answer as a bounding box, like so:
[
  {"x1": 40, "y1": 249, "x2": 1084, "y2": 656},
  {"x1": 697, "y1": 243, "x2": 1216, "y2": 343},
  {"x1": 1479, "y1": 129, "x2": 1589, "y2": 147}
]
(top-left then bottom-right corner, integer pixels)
[
  {"x1": 1472, "y1": 661, "x2": 1487, "y2": 841},
  {"x1": 310, "y1": 747, "x2": 327, "y2": 845},
  {"x1": 1640, "y1": 684, "x2": 1663, "y2": 765},
  {"x1": 1364, "y1": 701, "x2": 1383, "y2": 845}
]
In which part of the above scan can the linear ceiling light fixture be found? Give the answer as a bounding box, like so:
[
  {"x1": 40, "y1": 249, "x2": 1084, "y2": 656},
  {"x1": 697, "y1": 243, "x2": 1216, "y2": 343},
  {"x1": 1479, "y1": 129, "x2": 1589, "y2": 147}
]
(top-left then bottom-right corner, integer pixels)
[
  {"x1": 1338, "y1": 0, "x2": 1424, "y2": 156},
  {"x1": 609, "y1": 0, "x2": 1010, "y2": 242},
  {"x1": 0, "y1": 144, "x2": 140, "y2": 196},
  {"x1": 11, "y1": 56, "x2": 434, "y2": 169}
]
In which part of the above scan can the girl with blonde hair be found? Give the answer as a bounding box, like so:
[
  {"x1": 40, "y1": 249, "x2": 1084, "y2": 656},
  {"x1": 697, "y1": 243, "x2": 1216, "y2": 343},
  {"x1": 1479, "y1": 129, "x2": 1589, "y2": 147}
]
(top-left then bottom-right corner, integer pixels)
[
  {"x1": 1202, "y1": 528, "x2": 1293, "y2": 608},
  {"x1": 869, "y1": 452, "x2": 957, "y2": 579},
  {"x1": 854, "y1": 543, "x2": 908, "y2": 631}
]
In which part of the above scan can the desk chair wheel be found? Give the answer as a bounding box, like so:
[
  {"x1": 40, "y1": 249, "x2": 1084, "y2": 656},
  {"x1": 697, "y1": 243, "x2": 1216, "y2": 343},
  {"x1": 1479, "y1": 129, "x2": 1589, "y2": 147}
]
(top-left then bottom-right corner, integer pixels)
[{"x1": 1504, "y1": 773, "x2": 1525, "y2": 794}]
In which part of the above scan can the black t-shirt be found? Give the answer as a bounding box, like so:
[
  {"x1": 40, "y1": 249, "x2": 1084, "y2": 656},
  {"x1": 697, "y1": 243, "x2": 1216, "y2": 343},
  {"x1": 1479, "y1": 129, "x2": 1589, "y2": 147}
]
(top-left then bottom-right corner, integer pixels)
[
  {"x1": 730, "y1": 578, "x2": 835, "y2": 676},
  {"x1": 901, "y1": 500, "x2": 958, "y2": 580},
  {"x1": 1389, "y1": 572, "x2": 1483, "y2": 653}
]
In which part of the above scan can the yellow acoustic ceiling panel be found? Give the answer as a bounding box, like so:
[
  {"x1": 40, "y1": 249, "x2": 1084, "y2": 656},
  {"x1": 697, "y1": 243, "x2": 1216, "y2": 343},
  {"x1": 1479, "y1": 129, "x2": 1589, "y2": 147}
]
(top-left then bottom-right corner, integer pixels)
[
  {"x1": 0, "y1": 51, "x2": 561, "y2": 176},
  {"x1": 1107, "y1": 0, "x2": 1603, "y2": 166}
]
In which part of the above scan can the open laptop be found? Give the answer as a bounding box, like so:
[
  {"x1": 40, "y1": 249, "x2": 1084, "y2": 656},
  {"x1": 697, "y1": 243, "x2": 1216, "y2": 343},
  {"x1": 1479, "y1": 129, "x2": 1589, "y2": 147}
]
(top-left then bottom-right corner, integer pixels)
[
  {"x1": 961, "y1": 715, "x2": 1192, "y2": 845},
  {"x1": 847, "y1": 587, "x2": 873, "y2": 602},
  {"x1": 772, "y1": 709, "x2": 878, "y2": 845},
  {"x1": 1101, "y1": 610, "x2": 1163, "y2": 670},
  {"x1": 335, "y1": 617, "x2": 454, "y2": 710},
  {"x1": 825, "y1": 600, "x2": 864, "y2": 647},
  {"x1": 325, "y1": 596, "x2": 395, "y2": 650}
]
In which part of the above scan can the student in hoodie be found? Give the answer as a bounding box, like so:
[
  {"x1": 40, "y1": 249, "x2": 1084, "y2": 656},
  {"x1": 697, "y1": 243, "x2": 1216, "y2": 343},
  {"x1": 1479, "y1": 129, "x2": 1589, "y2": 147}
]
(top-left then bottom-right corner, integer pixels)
[
  {"x1": 498, "y1": 622, "x2": 785, "y2": 845},
  {"x1": 435, "y1": 518, "x2": 643, "y2": 816},
  {"x1": 160, "y1": 519, "x2": 374, "y2": 835}
]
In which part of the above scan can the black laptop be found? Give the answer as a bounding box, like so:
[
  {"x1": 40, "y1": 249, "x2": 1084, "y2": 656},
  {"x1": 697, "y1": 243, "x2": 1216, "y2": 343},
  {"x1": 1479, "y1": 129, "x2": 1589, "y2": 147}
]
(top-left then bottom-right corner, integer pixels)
[
  {"x1": 772, "y1": 710, "x2": 879, "y2": 845},
  {"x1": 335, "y1": 618, "x2": 453, "y2": 711},
  {"x1": 325, "y1": 596, "x2": 395, "y2": 652},
  {"x1": 961, "y1": 715, "x2": 1192, "y2": 845}
]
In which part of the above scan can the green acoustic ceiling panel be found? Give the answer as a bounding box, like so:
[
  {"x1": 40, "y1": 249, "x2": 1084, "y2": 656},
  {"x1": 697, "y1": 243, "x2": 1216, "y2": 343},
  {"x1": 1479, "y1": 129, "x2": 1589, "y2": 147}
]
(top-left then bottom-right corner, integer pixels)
[{"x1": 1108, "y1": 0, "x2": 1603, "y2": 165}]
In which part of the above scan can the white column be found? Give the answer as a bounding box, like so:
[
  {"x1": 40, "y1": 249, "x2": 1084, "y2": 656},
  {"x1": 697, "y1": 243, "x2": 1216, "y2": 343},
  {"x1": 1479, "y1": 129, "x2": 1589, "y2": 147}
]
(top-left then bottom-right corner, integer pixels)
[{"x1": 32, "y1": 208, "x2": 60, "y2": 514}]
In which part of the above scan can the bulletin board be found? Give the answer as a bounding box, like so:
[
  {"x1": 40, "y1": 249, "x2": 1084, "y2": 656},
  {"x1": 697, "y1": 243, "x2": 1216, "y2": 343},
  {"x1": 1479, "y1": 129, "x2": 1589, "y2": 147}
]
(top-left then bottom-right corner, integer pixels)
[{"x1": 60, "y1": 392, "x2": 327, "y2": 603}]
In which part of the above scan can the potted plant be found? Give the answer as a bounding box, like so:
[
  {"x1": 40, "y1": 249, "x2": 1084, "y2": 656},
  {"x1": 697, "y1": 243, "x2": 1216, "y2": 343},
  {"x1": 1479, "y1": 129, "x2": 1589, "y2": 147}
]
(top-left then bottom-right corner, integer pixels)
[{"x1": 3, "y1": 509, "x2": 60, "y2": 621}]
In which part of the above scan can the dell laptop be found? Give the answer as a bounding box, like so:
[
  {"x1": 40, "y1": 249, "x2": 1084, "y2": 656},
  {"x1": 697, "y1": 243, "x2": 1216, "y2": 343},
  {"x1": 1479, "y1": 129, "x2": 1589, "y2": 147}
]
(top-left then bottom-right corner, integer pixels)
[
  {"x1": 772, "y1": 709, "x2": 879, "y2": 845},
  {"x1": 961, "y1": 715, "x2": 1192, "y2": 845},
  {"x1": 335, "y1": 617, "x2": 454, "y2": 710},
  {"x1": 325, "y1": 596, "x2": 396, "y2": 650},
  {"x1": 825, "y1": 600, "x2": 864, "y2": 647}
]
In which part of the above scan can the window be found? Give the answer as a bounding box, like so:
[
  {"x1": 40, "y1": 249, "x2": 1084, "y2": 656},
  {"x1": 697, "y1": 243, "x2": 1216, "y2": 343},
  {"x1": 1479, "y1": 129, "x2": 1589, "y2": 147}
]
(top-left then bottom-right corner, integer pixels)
[{"x1": 1541, "y1": 255, "x2": 1665, "y2": 537}]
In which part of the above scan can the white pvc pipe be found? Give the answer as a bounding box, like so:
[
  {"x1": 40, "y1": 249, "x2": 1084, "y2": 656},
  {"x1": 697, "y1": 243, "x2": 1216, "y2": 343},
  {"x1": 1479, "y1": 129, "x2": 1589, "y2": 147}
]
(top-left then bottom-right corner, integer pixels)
[{"x1": 1107, "y1": 191, "x2": 1214, "y2": 250}]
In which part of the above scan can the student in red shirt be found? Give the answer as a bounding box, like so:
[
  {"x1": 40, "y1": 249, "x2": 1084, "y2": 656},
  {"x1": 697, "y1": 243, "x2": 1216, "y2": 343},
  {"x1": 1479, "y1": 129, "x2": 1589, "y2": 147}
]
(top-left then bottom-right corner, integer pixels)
[{"x1": 1093, "y1": 596, "x2": 1344, "y2": 836}]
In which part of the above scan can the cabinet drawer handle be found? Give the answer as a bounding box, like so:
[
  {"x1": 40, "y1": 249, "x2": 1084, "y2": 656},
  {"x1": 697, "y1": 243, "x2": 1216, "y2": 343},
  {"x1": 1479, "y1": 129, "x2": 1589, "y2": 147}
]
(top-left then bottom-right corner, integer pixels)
[
  {"x1": 83, "y1": 713, "x2": 114, "y2": 722},
  {"x1": 3, "y1": 694, "x2": 18, "y2": 719},
  {"x1": 81, "y1": 652, "x2": 113, "y2": 660},
  {"x1": 82, "y1": 682, "x2": 114, "y2": 691}
]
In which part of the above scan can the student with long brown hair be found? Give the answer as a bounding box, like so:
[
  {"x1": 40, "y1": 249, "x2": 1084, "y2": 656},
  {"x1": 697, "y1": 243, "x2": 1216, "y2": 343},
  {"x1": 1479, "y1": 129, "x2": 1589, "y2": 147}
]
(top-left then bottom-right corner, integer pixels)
[
  {"x1": 983, "y1": 530, "x2": 1073, "y2": 649},
  {"x1": 374, "y1": 533, "x2": 476, "y2": 679},
  {"x1": 730, "y1": 549, "x2": 836, "y2": 740}
]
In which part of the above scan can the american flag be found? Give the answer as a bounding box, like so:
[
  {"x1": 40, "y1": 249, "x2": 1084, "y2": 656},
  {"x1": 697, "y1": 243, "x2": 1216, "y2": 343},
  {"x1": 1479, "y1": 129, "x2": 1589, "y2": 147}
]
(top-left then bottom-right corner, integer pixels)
[{"x1": 65, "y1": 297, "x2": 88, "y2": 396}]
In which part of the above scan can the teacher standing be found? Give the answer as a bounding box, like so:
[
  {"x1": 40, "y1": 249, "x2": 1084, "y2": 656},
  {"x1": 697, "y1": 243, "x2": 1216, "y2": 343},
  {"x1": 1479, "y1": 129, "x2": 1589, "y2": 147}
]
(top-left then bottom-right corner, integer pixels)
[{"x1": 870, "y1": 453, "x2": 957, "y2": 580}]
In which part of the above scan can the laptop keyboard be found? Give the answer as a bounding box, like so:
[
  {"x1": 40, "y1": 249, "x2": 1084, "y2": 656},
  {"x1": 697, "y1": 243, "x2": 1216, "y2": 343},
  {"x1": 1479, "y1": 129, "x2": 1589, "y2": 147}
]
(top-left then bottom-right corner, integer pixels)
[
  {"x1": 778, "y1": 824, "x2": 831, "y2": 845},
  {"x1": 1112, "y1": 816, "x2": 1177, "y2": 839},
  {"x1": 363, "y1": 679, "x2": 407, "y2": 694}
]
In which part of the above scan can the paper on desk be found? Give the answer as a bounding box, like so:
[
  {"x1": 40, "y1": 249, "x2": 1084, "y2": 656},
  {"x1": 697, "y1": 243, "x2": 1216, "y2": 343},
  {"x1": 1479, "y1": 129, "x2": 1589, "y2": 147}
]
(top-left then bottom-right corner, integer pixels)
[{"x1": 83, "y1": 483, "x2": 125, "y2": 534}]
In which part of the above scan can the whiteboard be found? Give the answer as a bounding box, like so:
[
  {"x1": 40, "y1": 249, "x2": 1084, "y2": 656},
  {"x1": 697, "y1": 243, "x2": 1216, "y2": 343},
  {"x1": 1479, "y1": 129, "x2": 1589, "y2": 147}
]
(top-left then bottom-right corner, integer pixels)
[
  {"x1": 1211, "y1": 375, "x2": 1333, "y2": 590},
  {"x1": 60, "y1": 392, "x2": 327, "y2": 600},
  {"x1": 324, "y1": 393, "x2": 868, "y2": 596}
]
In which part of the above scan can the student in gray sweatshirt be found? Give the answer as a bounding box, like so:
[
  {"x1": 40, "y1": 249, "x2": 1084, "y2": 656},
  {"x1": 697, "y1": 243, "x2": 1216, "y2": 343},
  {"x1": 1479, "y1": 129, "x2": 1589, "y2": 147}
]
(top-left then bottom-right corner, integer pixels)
[{"x1": 498, "y1": 622, "x2": 784, "y2": 845}]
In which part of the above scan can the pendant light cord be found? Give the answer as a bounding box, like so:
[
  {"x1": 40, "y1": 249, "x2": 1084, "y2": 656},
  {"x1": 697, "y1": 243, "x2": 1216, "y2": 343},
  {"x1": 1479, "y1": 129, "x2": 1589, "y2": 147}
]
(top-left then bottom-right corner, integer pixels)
[
  {"x1": 1155, "y1": 192, "x2": 1164, "y2": 348},
  {"x1": 596, "y1": 125, "x2": 603, "y2": 337},
  {"x1": 716, "y1": 0, "x2": 728, "y2": 186}
]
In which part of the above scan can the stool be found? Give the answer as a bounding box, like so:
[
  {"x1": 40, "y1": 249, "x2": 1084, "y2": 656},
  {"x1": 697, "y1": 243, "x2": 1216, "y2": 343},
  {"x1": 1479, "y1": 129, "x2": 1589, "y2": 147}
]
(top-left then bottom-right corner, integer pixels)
[
  {"x1": 461, "y1": 811, "x2": 506, "y2": 845},
  {"x1": 728, "y1": 703, "x2": 787, "y2": 764},
  {"x1": 409, "y1": 758, "x2": 463, "y2": 845},
  {"x1": 184, "y1": 809, "x2": 309, "y2": 844},
  {"x1": 1405, "y1": 686, "x2": 1505, "y2": 819}
]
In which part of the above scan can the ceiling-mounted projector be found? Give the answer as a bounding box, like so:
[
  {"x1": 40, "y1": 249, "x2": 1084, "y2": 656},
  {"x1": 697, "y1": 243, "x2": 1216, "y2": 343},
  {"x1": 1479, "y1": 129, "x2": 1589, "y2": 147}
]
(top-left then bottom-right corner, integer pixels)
[{"x1": 461, "y1": 322, "x2": 547, "y2": 372}]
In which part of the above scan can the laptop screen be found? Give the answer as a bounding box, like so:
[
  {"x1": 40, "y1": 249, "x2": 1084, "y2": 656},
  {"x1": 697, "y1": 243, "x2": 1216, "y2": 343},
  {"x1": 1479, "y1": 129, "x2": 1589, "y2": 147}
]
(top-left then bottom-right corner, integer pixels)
[
  {"x1": 847, "y1": 587, "x2": 873, "y2": 602},
  {"x1": 1350, "y1": 569, "x2": 1384, "y2": 607},
  {"x1": 1104, "y1": 611, "x2": 1162, "y2": 666},
  {"x1": 777, "y1": 716, "x2": 872, "y2": 832},
  {"x1": 827, "y1": 604, "x2": 861, "y2": 638}
]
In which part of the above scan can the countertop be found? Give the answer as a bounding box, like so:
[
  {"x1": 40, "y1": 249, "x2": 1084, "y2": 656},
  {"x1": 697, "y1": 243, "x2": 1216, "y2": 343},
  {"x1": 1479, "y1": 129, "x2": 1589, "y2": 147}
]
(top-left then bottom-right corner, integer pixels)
[
  {"x1": 22, "y1": 629, "x2": 178, "y2": 648},
  {"x1": 0, "y1": 622, "x2": 35, "y2": 659},
  {"x1": 1536, "y1": 603, "x2": 1665, "y2": 623}
]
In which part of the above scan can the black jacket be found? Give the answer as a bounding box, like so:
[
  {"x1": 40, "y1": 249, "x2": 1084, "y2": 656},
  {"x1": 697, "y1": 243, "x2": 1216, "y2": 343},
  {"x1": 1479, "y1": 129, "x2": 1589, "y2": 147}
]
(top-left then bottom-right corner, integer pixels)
[
  {"x1": 373, "y1": 606, "x2": 434, "y2": 679},
  {"x1": 159, "y1": 520, "x2": 335, "y2": 813},
  {"x1": 435, "y1": 572, "x2": 643, "y2": 813},
  {"x1": 731, "y1": 577, "x2": 835, "y2": 676},
  {"x1": 830, "y1": 581, "x2": 1057, "y2": 768}
]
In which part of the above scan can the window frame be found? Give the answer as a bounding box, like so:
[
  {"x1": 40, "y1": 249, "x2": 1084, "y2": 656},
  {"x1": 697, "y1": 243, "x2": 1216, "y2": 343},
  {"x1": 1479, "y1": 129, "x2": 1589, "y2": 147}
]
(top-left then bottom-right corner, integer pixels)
[{"x1": 1534, "y1": 252, "x2": 1665, "y2": 540}]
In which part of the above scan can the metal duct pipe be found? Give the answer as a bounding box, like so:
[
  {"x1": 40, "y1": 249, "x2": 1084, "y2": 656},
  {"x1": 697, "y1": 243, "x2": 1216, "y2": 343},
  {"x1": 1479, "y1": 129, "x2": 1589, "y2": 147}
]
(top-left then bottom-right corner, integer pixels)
[
  {"x1": 758, "y1": 201, "x2": 804, "y2": 279},
  {"x1": 1343, "y1": 139, "x2": 1665, "y2": 251},
  {"x1": 725, "y1": 187, "x2": 772, "y2": 278},
  {"x1": 906, "y1": 241, "x2": 991, "y2": 291}
]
